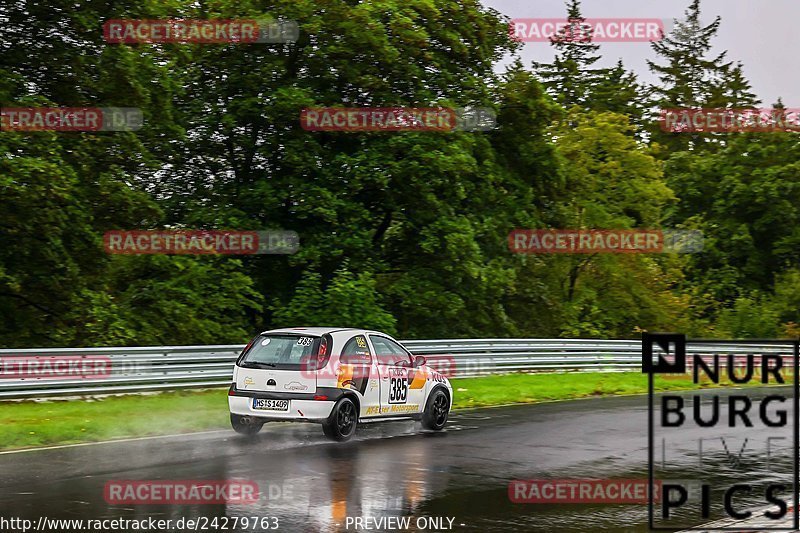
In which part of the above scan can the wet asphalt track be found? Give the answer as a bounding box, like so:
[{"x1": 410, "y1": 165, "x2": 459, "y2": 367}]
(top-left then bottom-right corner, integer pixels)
[{"x1": 0, "y1": 388, "x2": 796, "y2": 532}]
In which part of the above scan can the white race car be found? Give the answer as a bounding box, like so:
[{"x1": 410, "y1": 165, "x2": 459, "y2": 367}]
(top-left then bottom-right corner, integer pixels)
[{"x1": 228, "y1": 327, "x2": 453, "y2": 441}]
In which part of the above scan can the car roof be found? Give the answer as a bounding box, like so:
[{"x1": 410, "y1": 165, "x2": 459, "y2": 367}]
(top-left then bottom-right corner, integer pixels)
[{"x1": 259, "y1": 327, "x2": 363, "y2": 336}]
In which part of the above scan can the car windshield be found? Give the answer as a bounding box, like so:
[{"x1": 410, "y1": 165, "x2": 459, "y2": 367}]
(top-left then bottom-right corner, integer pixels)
[{"x1": 241, "y1": 335, "x2": 319, "y2": 368}]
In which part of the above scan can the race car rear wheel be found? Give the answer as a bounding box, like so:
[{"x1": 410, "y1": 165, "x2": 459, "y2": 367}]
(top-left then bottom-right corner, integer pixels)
[
  {"x1": 322, "y1": 397, "x2": 358, "y2": 441},
  {"x1": 230, "y1": 414, "x2": 263, "y2": 435},
  {"x1": 421, "y1": 389, "x2": 449, "y2": 430}
]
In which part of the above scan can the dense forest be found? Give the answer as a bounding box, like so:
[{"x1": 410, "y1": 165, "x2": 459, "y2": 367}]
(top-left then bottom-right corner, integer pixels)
[{"x1": 2, "y1": 0, "x2": 799, "y2": 348}]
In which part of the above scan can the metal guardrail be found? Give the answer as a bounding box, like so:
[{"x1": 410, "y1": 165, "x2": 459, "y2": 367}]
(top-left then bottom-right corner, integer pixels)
[{"x1": 0, "y1": 339, "x2": 794, "y2": 399}]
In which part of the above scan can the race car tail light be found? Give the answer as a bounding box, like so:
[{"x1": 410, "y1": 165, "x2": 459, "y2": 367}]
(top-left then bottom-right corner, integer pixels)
[
  {"x1": 313, "y1": 395, "x2": 328, "y2": 401},
  {"x1": 316, "y1": 336, "x2": 329, "y2": 367},
  {"x1": 228, "y1": 383, "x2": 236, "y2": 396},
  {"x1": 235, "y1": 338, "x2": 256, "y2": 365},
  {"x1": 242, "y1": 338, "x2": 255, "y2": 354},
  {"x1": 300, "y1": 334, "x2": 332, "y2": 374}
]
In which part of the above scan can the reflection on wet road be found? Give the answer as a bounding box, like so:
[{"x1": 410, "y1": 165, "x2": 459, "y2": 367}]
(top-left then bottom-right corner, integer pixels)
[{"x1": 0, "y1": 389, "x2": 794, "y2": 532}]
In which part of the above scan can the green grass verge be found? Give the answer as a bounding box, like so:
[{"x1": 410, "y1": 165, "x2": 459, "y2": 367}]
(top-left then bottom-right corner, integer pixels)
[
  {"x1": 0, "y1": 390, "x2": 229, "y2": 452},
  {"x1": 0, "y1": 372, "x2": 782, "y2": 451},
  {"x1": 449, "y1": 371, "x2": 773, "y2": 408}
]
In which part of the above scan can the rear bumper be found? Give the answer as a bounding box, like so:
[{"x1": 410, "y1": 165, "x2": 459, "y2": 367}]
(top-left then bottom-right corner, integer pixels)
[{"x1": 228, "y1": 386, "x2": 341, "y2": 421}]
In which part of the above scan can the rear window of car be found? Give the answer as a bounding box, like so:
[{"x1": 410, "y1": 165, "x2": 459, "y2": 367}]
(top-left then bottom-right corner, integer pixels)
[{"x1": 240, "y1": 335, "x2": 319, "y2": 369}]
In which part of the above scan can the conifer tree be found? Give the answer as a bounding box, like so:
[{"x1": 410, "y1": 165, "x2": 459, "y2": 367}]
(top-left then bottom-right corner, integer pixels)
[
  {"x1": 648, "y1": 0, "x2": 730, "y2": 108},
  {"x1": 647, "y1": 0, "x2": 749, "y2": 151},
  {"x1": 592, "y1": 59, "x2": 647, "y2": 126},
  {"x1": 534, "y1": 0, "x2": 604, "y2": 110}
]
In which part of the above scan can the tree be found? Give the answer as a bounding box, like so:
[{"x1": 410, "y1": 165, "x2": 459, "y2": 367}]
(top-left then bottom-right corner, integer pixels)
[
  {"x1": 0, "y1": 0, "x2": 261, "y2": 347},
  {"x1": 506, "y1": 109, "x2": 694, "y2": 337},
  {"x1": 706, "y1": 62, "x2": 760, "y2": 109},
  {"x1": 663, "y1": 103, "x2": 800, "y2": 312},
  {"x1": 271, "y1": 269, "x2": 397, "y2": 334},
  {"x1": 591, "y1": 60, "x2": 647, "y2": 128},
  {"x1": 154, "y1": 0, "x2": 539, "y2": 339},
  {"x1": 648, "y1": 0, "x2": 729, "y2": 109},
  {"x1": 647, "y1": 0, "x2": 740, "y2": 152},
  {"x1": 534, "y1": 0, "x2": 605, "y2": 110}
]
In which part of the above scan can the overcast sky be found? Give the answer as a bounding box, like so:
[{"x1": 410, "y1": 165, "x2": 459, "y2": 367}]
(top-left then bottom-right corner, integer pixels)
[{"x1": 482, "y1": 0, "x2": 796, "y2": 106}]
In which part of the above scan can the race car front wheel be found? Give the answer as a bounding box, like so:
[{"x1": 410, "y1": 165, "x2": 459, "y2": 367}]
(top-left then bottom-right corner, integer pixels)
[
  {"x1": 421, "y1": 389, "x2": 450, "y2": 430},
  {"x1": 230, "y1": 414, "x2": 263, "y2": 435},
  {"x1": 322, "y1": 397, "x2": 358, "y2": 441}
]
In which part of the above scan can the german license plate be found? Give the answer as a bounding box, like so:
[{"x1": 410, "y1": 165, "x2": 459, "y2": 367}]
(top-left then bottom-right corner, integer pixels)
[{"x1": 252, "y1": 398, "x2": 289, "y2": 411}]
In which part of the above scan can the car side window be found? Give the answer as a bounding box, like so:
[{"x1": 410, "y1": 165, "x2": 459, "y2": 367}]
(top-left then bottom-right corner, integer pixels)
[
  {"x1": 370, "y1": 336, "x2": 412, "y2": 366},
  {"x1": 340, "y1": 335, "x2": 372, "y2": 364}
]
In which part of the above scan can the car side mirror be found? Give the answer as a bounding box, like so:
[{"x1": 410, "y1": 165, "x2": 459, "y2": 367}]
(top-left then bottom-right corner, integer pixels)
[{"x1": 413, "y1": 356, "x2": 426, "y2": 367}]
